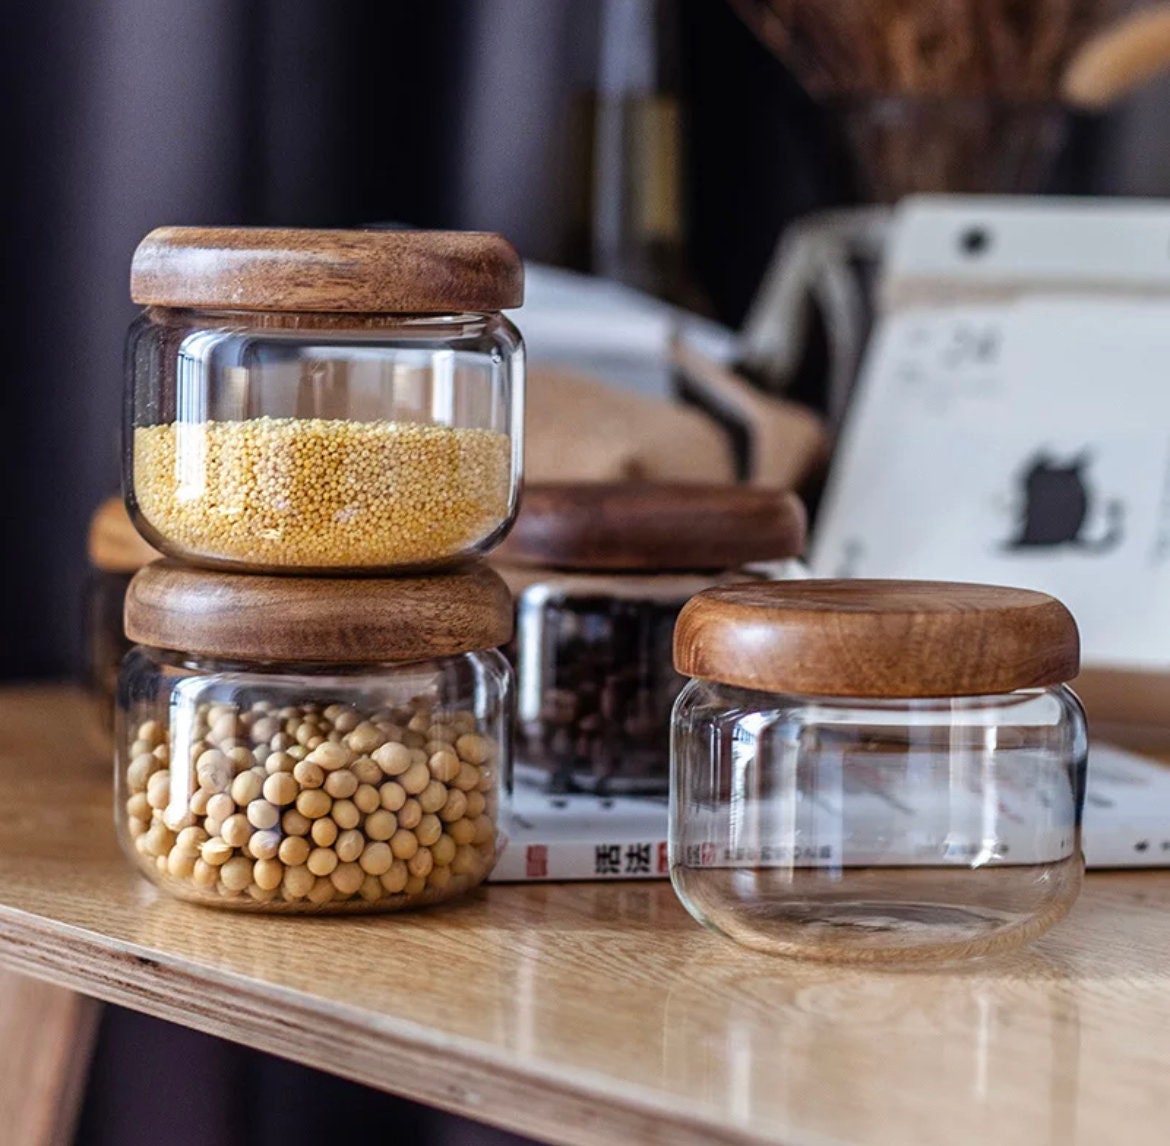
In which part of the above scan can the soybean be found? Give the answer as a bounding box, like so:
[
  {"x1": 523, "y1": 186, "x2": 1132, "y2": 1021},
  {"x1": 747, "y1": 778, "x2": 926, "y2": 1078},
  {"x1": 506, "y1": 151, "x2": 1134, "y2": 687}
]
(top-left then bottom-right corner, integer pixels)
[{"x1": 121, "y1": 698, "x2": 500, "y2": 911}]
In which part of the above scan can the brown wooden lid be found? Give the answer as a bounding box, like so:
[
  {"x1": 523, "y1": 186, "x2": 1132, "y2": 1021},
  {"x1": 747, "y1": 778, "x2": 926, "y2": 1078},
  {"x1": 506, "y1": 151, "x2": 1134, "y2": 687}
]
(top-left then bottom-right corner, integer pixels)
[
  {"x1": 494, "y1": 483, "x2": 807, "y2": 572},
  {"x1": 130, "y1": 227, "x2": 524, "y2": 313},
  {"x1": 88, "y1": 498, "x2": 161, "y2": 573},
  {"x1": 674, "y1": 580, "x2": 1080, "y2": 698},
  {"x1": 125, "y1": 560, "x2": 513, "y2": 663}
]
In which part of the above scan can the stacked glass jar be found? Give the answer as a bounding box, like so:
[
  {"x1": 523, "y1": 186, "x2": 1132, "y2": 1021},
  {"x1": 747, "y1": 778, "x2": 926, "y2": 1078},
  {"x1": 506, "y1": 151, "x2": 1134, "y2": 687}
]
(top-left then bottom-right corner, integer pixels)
[
  {"x1": 494, "y1": 482, "x2": 807, "y2": 795},
  {"x1": 117, "y1": 227, "x2": 525, "y2": 913}
]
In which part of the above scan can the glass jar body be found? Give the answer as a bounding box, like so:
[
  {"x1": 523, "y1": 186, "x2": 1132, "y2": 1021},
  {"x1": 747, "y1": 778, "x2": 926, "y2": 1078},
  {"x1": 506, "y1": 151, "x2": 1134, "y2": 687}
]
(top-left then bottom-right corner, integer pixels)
[
  {"x1": 116, "y1": 646, "x2": 512, "y2": 913},
  {"x1": 670, "y1": 680, "x2": 1086, "y2": 963},
  {"x1": 124, "y1": 309, "x2": 524, "y2": 573},
  {"x1": 514, "y1": 573, "x2": 739, "y2": 795}
]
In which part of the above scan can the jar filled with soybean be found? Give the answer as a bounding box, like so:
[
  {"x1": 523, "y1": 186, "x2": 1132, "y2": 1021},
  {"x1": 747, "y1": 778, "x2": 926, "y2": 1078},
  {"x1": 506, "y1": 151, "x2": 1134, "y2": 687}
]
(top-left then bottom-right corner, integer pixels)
[
  {"x1": 116, "y1": 561, "x2": 513, "y2": 912},
  {"x1": 671, "y1": 580, "x2": 1087, "y2": 963},
  {"x1": 495, "y1": 483, "x2": 806, "y2": 795},
  {"x1": 124, "y1": 227, "x2": 524, "y2": 573}
]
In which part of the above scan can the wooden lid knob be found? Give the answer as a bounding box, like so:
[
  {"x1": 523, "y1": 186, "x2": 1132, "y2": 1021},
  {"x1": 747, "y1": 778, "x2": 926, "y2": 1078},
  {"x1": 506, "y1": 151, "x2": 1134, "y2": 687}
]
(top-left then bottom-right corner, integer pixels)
[
  {"x1": 130, "y1": 227, "x2": 524, "y2": 314},
  {"x1": 87, "y1": 498, "x2": 161, "y2": 573},
  {"x1": 125, "y1": 561, "x2": 513, "y2": 663},
  {"x1": 674, "y1": 580, "x2": 1080, "y2": 698},
  {"x1": 495, "y1": 483, "x2": 807, "y2": 572}
]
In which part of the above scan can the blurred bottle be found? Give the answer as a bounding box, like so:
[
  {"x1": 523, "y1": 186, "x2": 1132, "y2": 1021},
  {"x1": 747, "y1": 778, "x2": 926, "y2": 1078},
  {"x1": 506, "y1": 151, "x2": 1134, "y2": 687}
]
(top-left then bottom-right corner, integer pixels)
[{"x1": 592, "y1": 0, "x2": 707, "y2": 311}]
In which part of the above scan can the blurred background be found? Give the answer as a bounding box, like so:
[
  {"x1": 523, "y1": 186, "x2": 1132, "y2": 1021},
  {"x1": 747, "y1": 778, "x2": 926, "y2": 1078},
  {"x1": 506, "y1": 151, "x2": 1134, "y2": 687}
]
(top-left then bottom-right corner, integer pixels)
[
  {"x1": 10, "y1": 0, "x2": 1170, "y2": 680},
  {"x1": 10, "y1": 1, "x2": 1170, "y2": 1142}
]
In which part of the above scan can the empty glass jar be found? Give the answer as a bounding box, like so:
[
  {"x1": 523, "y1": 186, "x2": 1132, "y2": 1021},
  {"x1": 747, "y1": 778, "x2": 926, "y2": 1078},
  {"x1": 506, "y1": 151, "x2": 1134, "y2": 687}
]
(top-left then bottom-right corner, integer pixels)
[
  {"x1": 116, "y1": 561, "x2": 513, "y2": 912},
  {"x1": 671, "y1": 580, "x2": 1086, "y2": 963},
  {"x1": 124, "y1": 227, "x2": 525, "y2": 573},
  {"x1": 496, "y1": 483, "x2": 806, "y2": 795}
]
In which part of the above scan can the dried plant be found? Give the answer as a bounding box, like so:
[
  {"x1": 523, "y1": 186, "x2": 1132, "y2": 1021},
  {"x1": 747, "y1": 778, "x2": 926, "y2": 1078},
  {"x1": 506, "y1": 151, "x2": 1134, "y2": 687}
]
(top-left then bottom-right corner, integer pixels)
[
  {"x1": 727, "y1": 0, "x2": 1123, "y2": 197},
  {"x1": 728, "y1": 0, "x2": 1119, "y2": 99}
]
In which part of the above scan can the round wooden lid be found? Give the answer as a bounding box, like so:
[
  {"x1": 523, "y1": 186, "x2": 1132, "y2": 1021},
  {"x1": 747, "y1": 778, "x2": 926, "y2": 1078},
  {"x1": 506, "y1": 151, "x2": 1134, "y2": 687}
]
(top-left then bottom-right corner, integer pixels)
[
  {"x1": 494, "y1": 483, "x2": 807, "y2": 572},
  {"x1": 674, "y1": 580, "x2": 1080, "y2": 698},
  {"x1": 88, "y1": 498, "x2": 161, "y2": 573},
  {"x1": 125, "y1": 560, "x2": 513, "y2": 663},
  {"x1": 130, "y1": 227, "x2": 524, "y2": 313}
]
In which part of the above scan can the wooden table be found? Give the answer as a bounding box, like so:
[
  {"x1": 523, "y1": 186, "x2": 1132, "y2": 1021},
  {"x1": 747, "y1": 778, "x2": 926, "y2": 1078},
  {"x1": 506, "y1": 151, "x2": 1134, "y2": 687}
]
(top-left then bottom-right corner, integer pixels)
[{"x1": 2, "y1": 685, "x2": 1169, "y2": 1146}]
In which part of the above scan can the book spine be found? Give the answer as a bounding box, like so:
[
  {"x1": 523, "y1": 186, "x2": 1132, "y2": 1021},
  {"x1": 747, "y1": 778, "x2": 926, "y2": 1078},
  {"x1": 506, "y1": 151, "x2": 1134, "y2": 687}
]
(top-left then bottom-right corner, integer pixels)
[
  {"x1": 489, "y1": 832, "x2": 1170, "y2": 878},
  {"x1": 489, "y1": 837, "x2": 670, "y2": 882},
  {"x1": 1084, "y1": 834, "x2": 1170, "y2": 868}
]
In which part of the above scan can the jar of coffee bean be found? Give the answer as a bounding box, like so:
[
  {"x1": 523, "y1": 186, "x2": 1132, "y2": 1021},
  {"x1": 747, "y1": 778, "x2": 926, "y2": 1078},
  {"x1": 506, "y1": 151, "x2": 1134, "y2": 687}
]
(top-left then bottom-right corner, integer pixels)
[
  {"x1": 494, "y1": 484, "x2": 806, "y2": 795},
  {"x1": 116, "y1": 561, "x2": 513, "y2": 912}
]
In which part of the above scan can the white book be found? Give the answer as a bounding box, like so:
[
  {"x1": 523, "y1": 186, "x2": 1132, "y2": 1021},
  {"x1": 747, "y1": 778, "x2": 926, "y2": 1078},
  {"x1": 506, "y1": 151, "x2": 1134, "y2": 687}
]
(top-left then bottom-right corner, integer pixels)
[
  {"x1": 1082, "y1": 742, "x2": 1170, "y2": 866},
  {"x1": 488, "y1": 743, "x2": 1170, "y2": 881},
  {"x1": 490, "y1": 770, "x2": 669, "y2": 882}
]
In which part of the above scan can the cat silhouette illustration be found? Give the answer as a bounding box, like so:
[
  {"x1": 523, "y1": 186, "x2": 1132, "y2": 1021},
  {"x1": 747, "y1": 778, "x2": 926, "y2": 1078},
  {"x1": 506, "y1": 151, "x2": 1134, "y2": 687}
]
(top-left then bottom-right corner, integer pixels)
[{"x1": 1005, "y1": 450, "x2": 1123, "y2": 553}]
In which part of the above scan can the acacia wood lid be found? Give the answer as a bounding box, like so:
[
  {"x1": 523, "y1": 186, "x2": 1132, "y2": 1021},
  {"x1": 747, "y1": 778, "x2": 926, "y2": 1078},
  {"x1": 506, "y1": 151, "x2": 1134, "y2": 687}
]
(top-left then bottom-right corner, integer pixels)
[
  {"x1": 674, "y1": 580, "x2": 1080, "y2": 698},
  {"x1": 125, "y1": 560, "x2": 513, "y2": 663},
  {"x1": 88, "y1": 498, "x2": 161, "y2": 573},
  {"x1": 130, "y1": 227, "x2": 524, "y2": 313},
  {"x1": 494, "y1": 483, "x2": 807, "y2": 572}
]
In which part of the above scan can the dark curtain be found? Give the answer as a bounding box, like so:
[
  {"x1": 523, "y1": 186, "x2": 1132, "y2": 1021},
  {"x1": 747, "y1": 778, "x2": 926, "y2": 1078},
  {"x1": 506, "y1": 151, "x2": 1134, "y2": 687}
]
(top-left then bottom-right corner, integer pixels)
[
  {"x1": 76, "y1": 1008, "x2": 532, "y2": 1146},
  {"x1": 2, "y1": 0, "x2": 840, "y2": 680}
]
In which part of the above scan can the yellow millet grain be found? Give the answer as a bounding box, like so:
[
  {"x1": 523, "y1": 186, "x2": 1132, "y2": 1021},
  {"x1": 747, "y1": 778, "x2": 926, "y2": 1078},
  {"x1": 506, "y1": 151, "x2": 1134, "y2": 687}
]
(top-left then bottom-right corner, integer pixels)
[{"x1": 133, "y1": 417, "x2": 512, "y2": 568}]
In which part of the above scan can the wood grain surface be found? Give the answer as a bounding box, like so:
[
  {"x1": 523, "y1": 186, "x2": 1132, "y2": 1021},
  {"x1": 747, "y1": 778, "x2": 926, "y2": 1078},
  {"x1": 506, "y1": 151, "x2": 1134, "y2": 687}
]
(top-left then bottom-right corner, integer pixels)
[
  {"x1": 2, "y1": 687, "x2": 1170, "y2": 1146},
  {"x1": 495, "y1": 482, "x2": 807, "y2": 572},
  {"x1": 675, "y1": 579, "x2": 1080, "y2": 697},
  {"x1": 1072, "y1": 664, "x2": 1170, "y2": 751},
  {"x1": 0, "y1": 970, "x2": 99, "y2": 1146},
  {"x1": 125, "y1": 559, "x2": 514, "y2": 662},
  {"x1": 130, "y1": 227, "x2": 524, "y2": 313},
  {"x1": 87, "y1": 498, "x2": 160, "y2": 574}
]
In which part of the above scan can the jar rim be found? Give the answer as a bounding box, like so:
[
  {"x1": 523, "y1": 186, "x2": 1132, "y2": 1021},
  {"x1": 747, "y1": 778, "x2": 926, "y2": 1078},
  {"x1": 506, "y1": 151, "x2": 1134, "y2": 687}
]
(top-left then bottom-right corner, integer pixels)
[
  {"x1": 138, "y1": 306, "x2": 504, "y2": 332},
  {"x1": 680, "y1": 677, "x2": 1068, "y2": 708},
  {"x1": 134, "y1": 646, "x2": 504, "y2": 675}
]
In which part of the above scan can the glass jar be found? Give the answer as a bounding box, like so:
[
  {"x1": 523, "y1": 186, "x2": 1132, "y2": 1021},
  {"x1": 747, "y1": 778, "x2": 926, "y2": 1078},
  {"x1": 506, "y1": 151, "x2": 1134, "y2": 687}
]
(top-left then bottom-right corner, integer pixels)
[
  {"x1": 496, "y1": 483, "x2": 806, "y2": 795},
  {"x1": 671, "y1": 580, "x2": 1086, "y2": 963},
  {"x1": 124, "y1": 227, "x2": 525, "y2": 574},
  {"x1": 85, "y1": 498, "x2": 161, "y2": 744},
  {"x1": 116, "y1": 561, "x2": 513, "y2": 912}
]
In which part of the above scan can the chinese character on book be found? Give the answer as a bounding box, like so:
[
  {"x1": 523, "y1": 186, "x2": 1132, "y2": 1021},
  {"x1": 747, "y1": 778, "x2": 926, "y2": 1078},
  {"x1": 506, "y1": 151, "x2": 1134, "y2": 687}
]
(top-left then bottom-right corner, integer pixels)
[
  {"x1": 656, "y1": 841, "x2": 668, "y2": 874},
  {"x1": 525, "y1": 844, "x2": 548, "y2": 879},
  {"x1": 595, "y1": 844, "x2": 622, "y2": 875},
  {"x1": 624, "y1": 843, "x2": 652, "y2": 875}
]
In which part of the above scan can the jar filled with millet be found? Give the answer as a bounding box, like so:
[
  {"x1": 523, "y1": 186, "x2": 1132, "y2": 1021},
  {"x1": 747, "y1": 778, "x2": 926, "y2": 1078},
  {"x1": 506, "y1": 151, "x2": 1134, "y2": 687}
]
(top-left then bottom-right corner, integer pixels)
[
  {"x1": 116, "y1": 561, "x2": 513, "y2": 912},
  {"x1": 124, "y1": 227, "x2": 525, "y2": 574}
]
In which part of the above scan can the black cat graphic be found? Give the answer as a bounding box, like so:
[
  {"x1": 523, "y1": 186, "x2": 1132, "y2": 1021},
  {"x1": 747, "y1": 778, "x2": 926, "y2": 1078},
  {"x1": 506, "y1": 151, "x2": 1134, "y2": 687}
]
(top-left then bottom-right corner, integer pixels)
[{"x1": 1005, "y1": 451, "x2": 1123, "y2": 553}]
